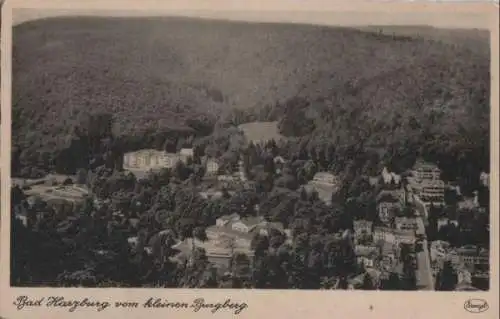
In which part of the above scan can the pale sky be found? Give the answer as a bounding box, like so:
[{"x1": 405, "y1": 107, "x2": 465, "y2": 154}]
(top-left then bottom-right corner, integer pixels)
[{"x1": 10, "y1": 7, "x2": 494, "y2": 30}]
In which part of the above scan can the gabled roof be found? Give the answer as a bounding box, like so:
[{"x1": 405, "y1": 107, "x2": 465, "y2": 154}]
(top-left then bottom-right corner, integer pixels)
[
  {"x1": 313, "y1": 172, "x2": 336, "y2": 179},
  {"x1": 217, "y1": 213, "x2": 240, "y2": 221},
  {"x1": 180, "y1": 148, "x2": 194, "y2": 156},
  {"x1": 413, "y1": 159, "x2": 440, "y2": 171}
]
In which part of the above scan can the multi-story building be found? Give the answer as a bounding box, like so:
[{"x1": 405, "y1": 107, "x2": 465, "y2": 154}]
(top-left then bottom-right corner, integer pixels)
[
  {"x1": 373, "y1": 227, "x2": 416, "y2": 246},
  {"x1": 412, "y1": 160, "x2": 442, "y2": 181},
  {"x1": 407, "y1": 160, "x2": 446, "y2": 207},
  {"x1": 204, "y1": 158, "x2": 220, "y2": 175},
  {"x1": 123, "y1": 149, "x2": 181, "y2": 170},
  {"x1": 312, "y1": 172, "x2": 338, "y2": 186},
  {"x1": 448, "y1": 245, "x2": 489, "y2": 269},
  {"x1": 411, "y1": 179, "x2": 445, "y2": 203},
  {"x1": 394, "y1": 217, "x2": 418, "y2": 232}
]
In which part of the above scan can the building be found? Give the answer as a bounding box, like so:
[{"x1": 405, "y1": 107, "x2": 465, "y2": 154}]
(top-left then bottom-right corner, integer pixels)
[
  {"x1": 376, "y1": 190, "x2": 404, "y2": 225},
  {"x1": 123, "y1": 149, "x2": 181, "y2": 170},
  {"x1": 381, "y1": 167, "x2": 401, "y2": 186},
  {"x1": 455, "y1": 266, "x2": 481, "y2": 291},
  {"x1": 429, "y1": 240, "x2": 451, "y2": 263},
  {"x1": 411, "y1": 179, "x2": 445, "y2": 203},
  {"x1": 273, "y1": 156, "x2": 286, "y2": 174},
  {"x1": 312, "y1": 172, "x2": 338, "y2": 186},
  {"x1": 179, "y1": 148, "x2": 194, "y2": 159},
  {"x1": 186, "y1": 214, "x2": 288, "y2": 268},
  {"x1": 391, "y1": 173, "x2": 401, "y2": 185},
  {"x1": 355, "y1": 245, "x2": 379, "y2": 268},
  {"x1": 436, "y1": 218, "x2": 459, "y2": 231},
  {"x1": 480, "y1": 172, "x2": 489, "y2": 188},
  {"x1": 199, "y1": 189, "x2": 224, "y2": 200},
  {"x1": 412, "y1": 160, "x2": 442, "y2": 181},
  {"x1": 204, "y1": 158, "x2": 220, "y2": 176},
  {"x1": 448, "y1": 245, "x2": 489, "y2": 269},
  {"x1": 381, "y1": 167, "x2": 392, "y2": 184},
  {"x1": 304, "y1": 182, "x2": 336, "y2": 206},
  {"x1": 353, "y1": 220, "x2": 373, "y2": 238},
  {"x1": 394, "y1": 217, "x2": 418, "y2": 232},
  {"x1": 373, "y1": 227, "x2": 416, "y2": 246},
  {"x1": 215, "y1": 213, "x2": 241, "y2": 227},
  {"x1": 214, "y1": 214, "x2": 285, "y2": 237},
  {"x1": 407, "y1": 160, "x2": 445, "y2": 206},
  {"x1": 231, "y1": 217, "x2": 265, "y2": 233}
]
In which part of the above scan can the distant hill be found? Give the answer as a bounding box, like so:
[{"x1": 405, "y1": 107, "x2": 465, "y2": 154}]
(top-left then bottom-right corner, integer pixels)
[
  {"x1": 12, "y1": 16, "x2": 490, "y2": 176},
  {"x1": 356, "y1": 25, "x2": 489, "y2": 52}
]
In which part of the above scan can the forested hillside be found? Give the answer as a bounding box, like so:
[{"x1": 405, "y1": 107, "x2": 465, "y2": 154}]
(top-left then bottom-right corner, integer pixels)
[{"x1": 12, "y1": 16, "x2": 490, "y2": 190}]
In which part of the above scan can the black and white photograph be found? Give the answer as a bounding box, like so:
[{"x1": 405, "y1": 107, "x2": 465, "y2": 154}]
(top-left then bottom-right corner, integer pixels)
[{"x1": 4, "y1": 3, "x2": 494, "y2": 295}]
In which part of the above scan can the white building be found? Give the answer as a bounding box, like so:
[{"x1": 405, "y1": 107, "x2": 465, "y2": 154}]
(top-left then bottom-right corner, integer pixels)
[
  {"x1": 205, "y1": 158, "x2": 220, "y2": 175},
  {"x1": 312, "y1": 172, "x2": 338, "y2": 185}
]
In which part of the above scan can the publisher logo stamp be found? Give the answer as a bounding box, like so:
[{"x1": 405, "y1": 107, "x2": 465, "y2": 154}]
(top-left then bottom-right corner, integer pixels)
[{"x1": 464, "y1": 299, "x2": 489, "y2": 313}]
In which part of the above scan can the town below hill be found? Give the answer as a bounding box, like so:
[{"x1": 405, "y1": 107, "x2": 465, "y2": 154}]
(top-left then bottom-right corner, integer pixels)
[
  {"x1": 10, "y1": 16, "x2": 490, "y2": 290},
  {"x1": 11, "y1": 131, "x2": 490, "y2": 290}
]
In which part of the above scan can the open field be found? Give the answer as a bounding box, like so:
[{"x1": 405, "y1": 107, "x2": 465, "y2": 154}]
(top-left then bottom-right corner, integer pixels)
[
  {"x1": 238, "y1": 121, "x2": 284, "y2": 144},
  {"x1": 24, "y1": 184, "x2": 89, "y2": 202}
]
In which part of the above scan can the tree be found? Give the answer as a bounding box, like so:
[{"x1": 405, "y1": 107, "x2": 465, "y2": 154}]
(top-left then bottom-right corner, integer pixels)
[
  {"x1": 436, "y1": 261, "x2": 457, "y2": 291},
  {"x1": 361, "y1": 273, "x2": 375, "y2": 290},
  {"x1": 381, "y1": 272, "x2": 401, "y2": 290},
  {"x1": 76, "y1": 168, "x2": 88, "y2": 185},
  {"x1": 193, "y1": 227, "x2": 208, "y2": 242}
]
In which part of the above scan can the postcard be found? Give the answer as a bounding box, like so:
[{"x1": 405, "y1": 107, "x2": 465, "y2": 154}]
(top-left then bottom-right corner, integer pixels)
[{"x1": 1, "y1": 0, "x2": 499, "y2": 318}]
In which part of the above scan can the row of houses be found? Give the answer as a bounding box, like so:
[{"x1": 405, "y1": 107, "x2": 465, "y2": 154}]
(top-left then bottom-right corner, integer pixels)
[
  {"x1": 430, "y1": 240, "x2": 489, "y2": 291},
  {"x1": 353, "y1": 220, "x2": 418, "y2": 247},
  {"x1": 430, "y1": 241, "x2": 489, "y2": 269}
]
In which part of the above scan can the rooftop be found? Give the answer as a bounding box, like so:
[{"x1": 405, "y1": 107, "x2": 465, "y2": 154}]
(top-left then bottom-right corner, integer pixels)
[
  {"x1": 413, "y1": 160, "x2": 441, "y2": 171},
  {"x1": 374, "y1": 226, "x2": 415, "y2": 237},
  {"x1": 217, "y1": 213, "x2": 241, "y2": 222}
]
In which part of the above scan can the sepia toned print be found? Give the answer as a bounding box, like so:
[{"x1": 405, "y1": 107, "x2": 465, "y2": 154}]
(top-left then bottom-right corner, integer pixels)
[
  {"x1": 7, "y1": 6, "x2": 492, "y2": 291},
  {"x1": 1, "y1": 1, "x2": 499, "y2": 319}
]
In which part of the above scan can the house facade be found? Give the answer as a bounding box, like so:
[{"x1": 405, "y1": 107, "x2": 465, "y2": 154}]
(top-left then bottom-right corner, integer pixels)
[
  {"x1": 205, "y1": 158, "x2": 220, "y2": 175},
  {"x1": 373, "y1": 227, "x2": 415, "y2": 246},
  {"x1": 353, "y1": 220, "x2": 373, "y2": 238},
  {"x1": 123, "y1": 149, "x2": 182, "y2": 170},
  {"x1": 394, "y1": 217, "x2": 418, "y2": 232},
  {"x1": 376, "y1": 190, "x2": 404, "y2": 225},
  {"x1": 312, "y1": 172, "x2": 338, "y2": 186},
  {"x1": 407, "y1": 160, "x2": 445, "y2": 206},
  {"x1": 412, "y1": 160, "x2": 442, "y2": 181}
]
